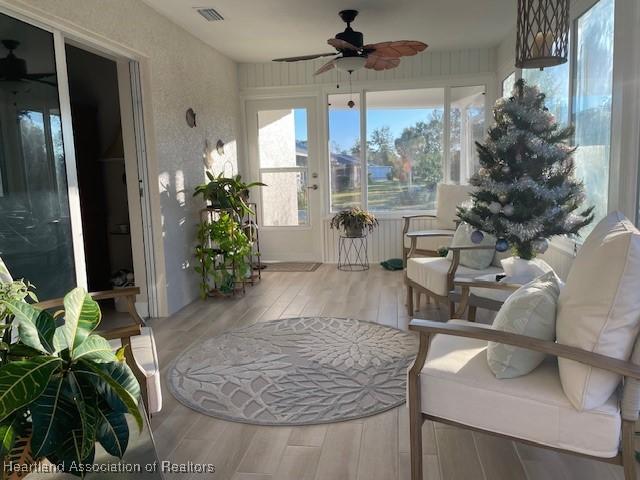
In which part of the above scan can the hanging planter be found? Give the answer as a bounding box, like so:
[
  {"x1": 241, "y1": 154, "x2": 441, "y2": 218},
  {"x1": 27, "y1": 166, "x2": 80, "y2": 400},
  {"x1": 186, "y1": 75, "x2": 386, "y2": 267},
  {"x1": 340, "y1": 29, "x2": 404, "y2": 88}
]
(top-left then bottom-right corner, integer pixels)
[{"x1": 515, "y1": 0, "x2": 570, "y2": 70}]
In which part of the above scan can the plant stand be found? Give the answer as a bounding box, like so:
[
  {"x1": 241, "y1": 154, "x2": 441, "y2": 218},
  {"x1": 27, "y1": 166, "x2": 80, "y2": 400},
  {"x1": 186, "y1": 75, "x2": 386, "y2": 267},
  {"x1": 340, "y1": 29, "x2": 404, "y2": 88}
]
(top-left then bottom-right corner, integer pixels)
[
  {"x1": 199, "y1": 207, "x2": 249, "y2": 297},
  {"x1": 337, "y1": 235, "x2": 369, "y2": 271},
  {"x1": 242, "y1": 202, "x2": 262, "y2": 285}
]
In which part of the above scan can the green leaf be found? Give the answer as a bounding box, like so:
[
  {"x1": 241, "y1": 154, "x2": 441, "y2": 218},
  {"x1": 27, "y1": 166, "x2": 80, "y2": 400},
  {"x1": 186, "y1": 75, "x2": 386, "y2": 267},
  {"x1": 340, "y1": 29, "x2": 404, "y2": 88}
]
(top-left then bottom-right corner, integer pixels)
[
  {"x1": 48, "y1": 430, "x2": 95, "y2": 477},
  {"x1": 54, "y1": 288, "x2": 101, "y2": 353},
  {"x1": 0, "y1": 414, "x2": 18, "y2": 457},
  {"x1": 68, "y1": 373, "x2": 98, "y2": 458},
  {"x1": 30, "y1": 376, "x2": 77, "y2": 457},
  {"x1": 3, "y1": 301, "x2": 56, "y2": 353},
  {"x1": 0, "y1": 356, "x2": 62, "y2": 421},
  {"x1": 72, "y1": 335, "x2": 117, "y2": 363},
  {"x1": 76, "y1": 360, "x2": 142, "y2": 432},
  {"x1": 96, "y1": 402, "x2": 129, "y2": 459}
]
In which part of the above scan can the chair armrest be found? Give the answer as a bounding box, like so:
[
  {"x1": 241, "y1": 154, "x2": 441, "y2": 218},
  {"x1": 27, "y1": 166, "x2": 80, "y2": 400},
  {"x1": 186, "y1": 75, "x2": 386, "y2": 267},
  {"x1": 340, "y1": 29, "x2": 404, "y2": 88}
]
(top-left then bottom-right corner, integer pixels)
[
  {"x1": 402, "y1": 214, "x2": 437, "y2": 220},
  {"x1": 402, "y1": 214, "x2": 437, "y2": 237},
  {"x1": 406, "y1": 230, "x2": 455, "y2": 239},
  {"x1": 35, "y1": 287, "x2": 141, "y2": 309},
  {"x1": 447, "y1": 245, "x2": 496, "y2": 252},
  {"x1": 408, "y1": 319, "x2": 640, "y2": 380},
  {"x1": 98, "y1": 324, "x2": 142, "y2": 341},
  {"x1": 454, "y1": 278, "x2": 521, "y2": 292}
]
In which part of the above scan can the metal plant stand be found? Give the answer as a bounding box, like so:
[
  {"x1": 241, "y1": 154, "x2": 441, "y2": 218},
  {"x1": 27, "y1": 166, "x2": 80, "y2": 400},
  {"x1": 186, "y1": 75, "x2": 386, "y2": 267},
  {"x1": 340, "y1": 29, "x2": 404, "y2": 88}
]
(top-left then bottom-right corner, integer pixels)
[{"x1": 337, "y1": 235, "x2": 369, "y2": 271}]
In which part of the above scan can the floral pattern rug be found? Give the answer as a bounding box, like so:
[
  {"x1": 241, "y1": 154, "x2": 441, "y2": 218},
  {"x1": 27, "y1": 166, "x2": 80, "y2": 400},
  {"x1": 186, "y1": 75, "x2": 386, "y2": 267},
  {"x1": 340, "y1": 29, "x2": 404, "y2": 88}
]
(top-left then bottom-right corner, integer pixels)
[{"x1": 168, "y1": 317, "x2": 419, "y2": 425}]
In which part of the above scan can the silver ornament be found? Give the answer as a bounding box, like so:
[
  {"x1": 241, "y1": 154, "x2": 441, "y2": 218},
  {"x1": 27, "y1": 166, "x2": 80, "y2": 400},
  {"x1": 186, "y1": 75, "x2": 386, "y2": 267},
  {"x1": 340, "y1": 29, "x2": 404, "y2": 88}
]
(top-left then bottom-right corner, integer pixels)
[
  {"x1": 533, "y1": 238, "x2": 549, "y2": 253},
  {"x1": 498, "y1": 194, "x2": 508, "y2": 204},
  {"x1": 501, "y1": 165, "x2": 511, "y2": 174},
  {"x1": 502, "y1": 204, "x2": 515, "y2": 216},
  {"x1": 515, "y1": 154, "x2": 522, "y2": 161},
  {"x1": 488, "y1": 202, "x2": 502, "y2": 214}
]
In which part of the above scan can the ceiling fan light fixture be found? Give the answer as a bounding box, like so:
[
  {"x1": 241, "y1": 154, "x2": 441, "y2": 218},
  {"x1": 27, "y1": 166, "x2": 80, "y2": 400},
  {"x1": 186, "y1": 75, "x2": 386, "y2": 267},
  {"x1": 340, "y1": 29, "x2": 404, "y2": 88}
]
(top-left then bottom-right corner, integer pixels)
[{"x1": 335, "y1": 56, "x2": 366, "y2": 73}]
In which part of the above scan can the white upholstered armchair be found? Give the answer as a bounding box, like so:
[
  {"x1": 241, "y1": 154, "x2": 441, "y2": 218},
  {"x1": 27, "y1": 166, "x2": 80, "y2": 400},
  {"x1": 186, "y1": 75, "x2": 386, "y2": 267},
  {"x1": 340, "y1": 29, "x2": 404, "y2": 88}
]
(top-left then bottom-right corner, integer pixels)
[
  {"x1": 407, "y1": 212, "x2": 640, "y2": 480},
  {"x1": 401, "y1": 183, "x2": 472, "y2": 264}
]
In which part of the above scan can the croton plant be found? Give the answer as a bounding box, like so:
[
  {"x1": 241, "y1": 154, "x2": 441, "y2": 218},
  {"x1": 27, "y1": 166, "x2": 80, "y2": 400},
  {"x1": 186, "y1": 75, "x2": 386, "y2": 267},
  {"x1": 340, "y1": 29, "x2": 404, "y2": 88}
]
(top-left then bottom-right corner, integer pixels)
[{"x1": 0, "y1": 287, "x2": 142, "y2": 475}]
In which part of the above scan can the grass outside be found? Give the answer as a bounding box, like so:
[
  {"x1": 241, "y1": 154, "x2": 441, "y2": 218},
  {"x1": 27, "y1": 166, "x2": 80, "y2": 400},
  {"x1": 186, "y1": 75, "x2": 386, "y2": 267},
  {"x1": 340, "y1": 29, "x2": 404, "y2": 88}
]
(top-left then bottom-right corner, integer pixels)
[{"x1": 331, "y1": 180, "x2": 436, "y2": 212}]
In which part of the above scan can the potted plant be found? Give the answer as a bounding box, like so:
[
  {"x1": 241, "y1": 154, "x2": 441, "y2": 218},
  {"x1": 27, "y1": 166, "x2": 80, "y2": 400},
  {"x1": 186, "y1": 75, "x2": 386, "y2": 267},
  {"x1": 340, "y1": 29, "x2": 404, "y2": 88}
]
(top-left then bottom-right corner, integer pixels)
[
  {"x1": 330, "y1": 207, "x2": 379, "y2": 237},
  {"x1": 0, "y1": 287, "x2": 142, "y2": 477},
  {"x1": 195, "y1": 211, "x2": 252, "y2": 298},
  {"x1": 193, "y1": 172, "x2": 265, "y2": 217}
]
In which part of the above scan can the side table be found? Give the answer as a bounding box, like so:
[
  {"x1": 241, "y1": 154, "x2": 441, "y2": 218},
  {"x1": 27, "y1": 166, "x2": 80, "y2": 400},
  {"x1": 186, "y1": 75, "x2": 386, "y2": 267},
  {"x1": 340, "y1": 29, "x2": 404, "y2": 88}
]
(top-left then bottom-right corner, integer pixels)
[{"x1": 338, "y1": 235, "x2": 369, "y2": 271}]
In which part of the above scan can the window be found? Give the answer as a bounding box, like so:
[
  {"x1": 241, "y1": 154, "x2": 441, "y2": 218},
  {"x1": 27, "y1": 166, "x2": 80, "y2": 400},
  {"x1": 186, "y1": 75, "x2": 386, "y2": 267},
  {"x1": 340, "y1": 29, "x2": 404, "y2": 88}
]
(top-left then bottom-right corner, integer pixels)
[
  {"x1": 502, "y1": 72, "x2": 516, "y2": 97},
  {"x1": 257, "y1": 108, "x2": 310, "y2": 226},
  {"x1": 572, "y1": 0, "x2": 615, "y2": 230},
  {"x1": 328, "y1": 93, "x2": 362, "y2": 211},
  {"x1": 523, "y1": 61, "x2": 570, "y2": 125},
  {"x1": 365, "y1": 89, "x2": 444, "y2": 212},
  {"x1": 328, "y1": 86, "x2": 486, "y2": 212},
  {"x1": 449, "y1": 86, "x2": 486, "y2": 184}
]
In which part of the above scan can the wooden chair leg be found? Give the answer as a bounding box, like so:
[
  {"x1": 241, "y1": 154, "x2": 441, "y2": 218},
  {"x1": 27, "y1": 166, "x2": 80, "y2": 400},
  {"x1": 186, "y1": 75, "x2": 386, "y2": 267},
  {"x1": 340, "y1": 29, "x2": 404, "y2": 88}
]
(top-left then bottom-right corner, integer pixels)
[
  {"x1": 408, "y1": 332, "x2": 430, "y2": 480},
  {"x1": 468, "y1": 305, "x2": 477, "y2": 322},
  {"x1": 415, "y1": 292, "x2": 421, "y2": 314},
  {"x1": 449, "y1": 301, "x2": 456, "y2": 319},
  {"x1": 621, "y1": 420, "x2": 636, "y2": 480},
  {"x1": 407, "y1": 284, "x2": 414, "y2": 316}
]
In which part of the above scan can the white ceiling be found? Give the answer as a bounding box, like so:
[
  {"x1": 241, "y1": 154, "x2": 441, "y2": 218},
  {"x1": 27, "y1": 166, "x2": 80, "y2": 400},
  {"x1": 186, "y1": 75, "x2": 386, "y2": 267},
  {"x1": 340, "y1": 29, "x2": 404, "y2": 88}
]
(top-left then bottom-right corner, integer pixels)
[{"x1": 142, "y1": 0, "x2": 516, "y2": 63}]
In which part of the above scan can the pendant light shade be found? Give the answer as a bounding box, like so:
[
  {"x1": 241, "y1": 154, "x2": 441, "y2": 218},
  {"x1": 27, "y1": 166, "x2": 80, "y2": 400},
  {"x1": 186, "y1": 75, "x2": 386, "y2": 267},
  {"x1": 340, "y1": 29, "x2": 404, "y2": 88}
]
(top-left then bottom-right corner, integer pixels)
[{"x1": 515, "y1": 0, "x2": 570, "y2": 69}]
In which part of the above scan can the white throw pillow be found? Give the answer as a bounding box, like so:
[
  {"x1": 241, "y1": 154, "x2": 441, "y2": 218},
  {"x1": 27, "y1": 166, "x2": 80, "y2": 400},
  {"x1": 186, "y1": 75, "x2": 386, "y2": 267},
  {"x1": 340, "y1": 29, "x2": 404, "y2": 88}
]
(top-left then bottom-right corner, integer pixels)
[
  {"x1": 556, "y1": 212, "x2": 640, "y2": 410},
  {"x1": 446, "y1": 223, "x2": 496, "y2": 270},
  {"x1": 487, "y1": 271, "x2": 561, "y2": 379}
]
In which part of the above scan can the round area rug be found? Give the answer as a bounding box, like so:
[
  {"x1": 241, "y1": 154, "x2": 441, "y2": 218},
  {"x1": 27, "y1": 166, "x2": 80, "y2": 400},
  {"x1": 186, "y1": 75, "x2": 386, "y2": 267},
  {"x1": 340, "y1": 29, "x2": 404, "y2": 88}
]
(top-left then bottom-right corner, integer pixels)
[{"x1": 168, "y1": 317, "x2": 418, "y2": 425}]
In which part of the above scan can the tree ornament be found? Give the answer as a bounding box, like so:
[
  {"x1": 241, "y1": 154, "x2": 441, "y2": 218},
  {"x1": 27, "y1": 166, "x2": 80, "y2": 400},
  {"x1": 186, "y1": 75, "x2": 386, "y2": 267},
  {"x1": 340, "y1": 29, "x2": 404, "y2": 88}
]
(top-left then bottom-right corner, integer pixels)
[
  {"x1": 515, "y1": 153, "x2": 522, "y2": 161},
  {"x1": 502, "y1": 204, "x2": 515, "y2": 216},
  {"x1": 533, "y1": 238, "x2": 549, "y2": 254},
  {"x1": 488, "y1": 202, "x2": 502, "y2": 214},
  {"x1": 478, "y1": 167, "x2": 488, "y2": 177},
  {"x1": 470, "y1": 230, "x2": 485, "y2": 244},
  {"x1": 501, "y1": 165, "x2": 511, "y2": 174},
  {"x1": 495, "y1": 239, "x2": 509, "y2": 252},
  {"x1": 498, "y1": 194, "x2": 508, "y2": 204}
]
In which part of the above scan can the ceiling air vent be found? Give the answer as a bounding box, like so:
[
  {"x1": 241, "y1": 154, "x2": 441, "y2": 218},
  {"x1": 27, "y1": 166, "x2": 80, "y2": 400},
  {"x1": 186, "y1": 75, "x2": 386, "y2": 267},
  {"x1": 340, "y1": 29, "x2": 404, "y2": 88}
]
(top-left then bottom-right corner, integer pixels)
[{"x1": 196, "y1": 8, "x2": 224, "y2": 21}]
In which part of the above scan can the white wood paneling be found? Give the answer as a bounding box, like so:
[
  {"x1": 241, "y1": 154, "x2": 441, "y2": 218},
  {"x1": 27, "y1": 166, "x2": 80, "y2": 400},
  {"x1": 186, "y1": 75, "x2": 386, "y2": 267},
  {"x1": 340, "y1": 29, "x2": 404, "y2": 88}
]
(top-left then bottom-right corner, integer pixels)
[{"x1": 239, "y1": 47, "x2": 497, "y2": 90}]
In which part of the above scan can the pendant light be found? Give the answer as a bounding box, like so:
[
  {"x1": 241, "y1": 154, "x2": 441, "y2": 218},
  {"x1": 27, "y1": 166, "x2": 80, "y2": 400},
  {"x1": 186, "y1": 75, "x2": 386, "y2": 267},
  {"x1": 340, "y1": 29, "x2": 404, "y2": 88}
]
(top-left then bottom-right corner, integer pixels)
[{"x1": 515, "y1": 0, "x2": 570, "y2": 70}]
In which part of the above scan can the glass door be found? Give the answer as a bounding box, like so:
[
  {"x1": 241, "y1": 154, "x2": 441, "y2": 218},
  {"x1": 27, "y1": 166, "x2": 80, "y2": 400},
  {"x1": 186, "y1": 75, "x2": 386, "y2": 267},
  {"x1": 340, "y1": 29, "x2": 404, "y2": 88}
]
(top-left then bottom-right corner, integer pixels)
[
  {"x1": 0, "y1": 12, "x2": 79, "y2": 298},
  {"x1": 245, "y1": 98, "x2": 322, "y2": 261}
]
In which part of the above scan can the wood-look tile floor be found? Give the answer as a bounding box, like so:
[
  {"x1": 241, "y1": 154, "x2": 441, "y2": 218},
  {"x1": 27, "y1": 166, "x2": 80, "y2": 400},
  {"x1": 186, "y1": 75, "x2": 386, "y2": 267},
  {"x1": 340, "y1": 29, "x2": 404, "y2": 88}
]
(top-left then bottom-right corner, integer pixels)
[{"x1": 148, "y1": 265, "x2": 634, "y2": 480}]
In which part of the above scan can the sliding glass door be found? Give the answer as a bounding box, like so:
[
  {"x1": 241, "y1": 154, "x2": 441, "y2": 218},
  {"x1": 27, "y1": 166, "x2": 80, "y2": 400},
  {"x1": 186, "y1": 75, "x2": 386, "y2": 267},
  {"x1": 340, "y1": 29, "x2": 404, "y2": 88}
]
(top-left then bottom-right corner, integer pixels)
[{"x1": 0, "y1": 12, "x2": 77, "y2": 298}]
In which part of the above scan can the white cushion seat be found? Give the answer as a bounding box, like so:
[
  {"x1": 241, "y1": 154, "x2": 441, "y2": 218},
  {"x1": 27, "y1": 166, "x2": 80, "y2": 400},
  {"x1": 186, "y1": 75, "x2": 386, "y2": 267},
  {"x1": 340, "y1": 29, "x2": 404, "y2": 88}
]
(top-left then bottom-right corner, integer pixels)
[
  {"x1": 419, "y1": 321, "x2": 621, "y2": 458},
  {"x1": 109, "y1": 326, "x2": 162, "y2": 414},
  {"x1": 407, "y1": 257, "x2": 502, "y2": 297}
]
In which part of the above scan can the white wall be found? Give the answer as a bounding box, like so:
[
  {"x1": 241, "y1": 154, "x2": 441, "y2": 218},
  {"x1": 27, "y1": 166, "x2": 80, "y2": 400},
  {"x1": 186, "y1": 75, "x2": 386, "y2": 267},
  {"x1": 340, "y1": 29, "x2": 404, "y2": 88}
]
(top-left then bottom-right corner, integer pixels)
[{"x1": 0, "y1": 0, "x2": 242, "y2": 315}]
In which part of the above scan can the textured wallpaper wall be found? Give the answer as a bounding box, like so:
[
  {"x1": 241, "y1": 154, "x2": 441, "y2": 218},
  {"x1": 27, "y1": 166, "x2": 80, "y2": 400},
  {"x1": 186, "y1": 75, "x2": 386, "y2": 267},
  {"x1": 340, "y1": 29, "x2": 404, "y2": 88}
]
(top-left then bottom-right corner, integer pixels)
[{"x1": 5, "y1": 0, "x2": 241, "y2": 314}]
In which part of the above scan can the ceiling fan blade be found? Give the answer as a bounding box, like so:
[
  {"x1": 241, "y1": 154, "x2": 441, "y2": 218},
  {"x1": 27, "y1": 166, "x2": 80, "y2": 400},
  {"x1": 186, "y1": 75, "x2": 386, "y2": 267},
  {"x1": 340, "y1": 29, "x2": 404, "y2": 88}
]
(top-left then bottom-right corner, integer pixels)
[
  {"x1": 314, "y1": 59, "x2": 337, "y2": 76},
  {"x1": 327, "y1": 38, "x2": 359, "y2": 51},
  {"x1": 272, "y1": 52, "x2": 337, "y2": 62},
  {"x1": 363, "y1": 41, "x2": 427, "y2": 58},
  {"x1": 364, "y1": 55, "x2": 401, "y2": 71}
]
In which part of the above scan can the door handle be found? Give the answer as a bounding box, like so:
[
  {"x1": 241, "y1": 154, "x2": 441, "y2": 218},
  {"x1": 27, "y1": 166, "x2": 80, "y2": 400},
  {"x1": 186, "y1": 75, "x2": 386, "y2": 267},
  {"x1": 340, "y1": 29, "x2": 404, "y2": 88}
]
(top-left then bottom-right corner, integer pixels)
[{"x1": 307, "y1": 184, "x2": 318, "y2": 190}]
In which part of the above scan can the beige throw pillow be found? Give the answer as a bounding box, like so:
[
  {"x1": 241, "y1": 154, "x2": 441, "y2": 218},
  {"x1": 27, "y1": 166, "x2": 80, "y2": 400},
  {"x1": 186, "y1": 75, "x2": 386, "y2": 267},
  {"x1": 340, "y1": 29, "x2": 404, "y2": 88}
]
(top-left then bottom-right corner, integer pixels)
[
  {"x1": 446, "y1": 223, "x2": 496, "y2": 270},
  {"x1": 556, "y1": 212, "x2": 640, "y2": 410},
  {"x1": 487, "y1": 271, "x2": 561, "y2": 379}
]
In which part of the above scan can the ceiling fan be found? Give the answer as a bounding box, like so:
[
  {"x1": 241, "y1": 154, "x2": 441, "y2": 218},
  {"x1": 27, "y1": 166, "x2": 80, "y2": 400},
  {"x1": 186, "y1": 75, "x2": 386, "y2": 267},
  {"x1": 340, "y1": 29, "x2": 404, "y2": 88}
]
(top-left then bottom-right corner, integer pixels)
[
  {"x1": 272, "y1": 10, "x2": 427, "y2": 76},
  {"x1": 0, "y1": 39, "x2": 57, "y2": 87}
]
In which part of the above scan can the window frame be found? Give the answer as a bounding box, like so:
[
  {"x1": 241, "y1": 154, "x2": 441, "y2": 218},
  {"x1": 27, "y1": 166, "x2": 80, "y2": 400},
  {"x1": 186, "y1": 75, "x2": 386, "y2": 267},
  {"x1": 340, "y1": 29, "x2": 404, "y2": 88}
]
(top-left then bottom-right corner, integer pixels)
[{"x1": 326, "y1": 82, "x2": 489, "y2": 216}]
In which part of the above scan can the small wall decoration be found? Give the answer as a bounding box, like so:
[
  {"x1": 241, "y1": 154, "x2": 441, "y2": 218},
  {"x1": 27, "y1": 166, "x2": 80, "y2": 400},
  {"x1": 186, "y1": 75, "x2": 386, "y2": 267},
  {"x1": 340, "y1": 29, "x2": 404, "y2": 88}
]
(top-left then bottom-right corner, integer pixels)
[
  {"x1": 216, "y1": 139, "x2": 225, "y2": 155},
  {"x1": 186, "y1": 108, "x2": 197, "y2": 128}
]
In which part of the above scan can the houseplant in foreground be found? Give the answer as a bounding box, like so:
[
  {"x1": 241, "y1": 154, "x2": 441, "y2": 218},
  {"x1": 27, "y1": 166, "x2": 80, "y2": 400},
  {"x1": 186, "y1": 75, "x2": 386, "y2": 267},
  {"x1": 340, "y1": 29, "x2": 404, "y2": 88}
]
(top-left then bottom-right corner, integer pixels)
[
  {"x1": 0, "y1": 288, "x2": 142, "y2": 477},
  {"x1": 330, "y1": 207, "x2": 379, "y2": 237}
]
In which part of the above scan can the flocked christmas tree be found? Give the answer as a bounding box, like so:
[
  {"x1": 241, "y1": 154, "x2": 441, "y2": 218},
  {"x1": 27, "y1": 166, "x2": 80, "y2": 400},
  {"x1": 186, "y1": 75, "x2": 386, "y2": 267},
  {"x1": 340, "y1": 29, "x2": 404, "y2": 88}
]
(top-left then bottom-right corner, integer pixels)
[{"x1": 458, "y1": 79, "x2": 593, "y2": 260}]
